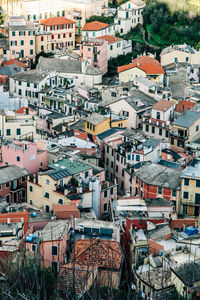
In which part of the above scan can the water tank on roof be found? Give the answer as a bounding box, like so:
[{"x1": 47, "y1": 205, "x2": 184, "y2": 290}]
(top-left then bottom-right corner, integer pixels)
[{"x1": 184, "y1": 226, "x2": 199, "y2": 236}]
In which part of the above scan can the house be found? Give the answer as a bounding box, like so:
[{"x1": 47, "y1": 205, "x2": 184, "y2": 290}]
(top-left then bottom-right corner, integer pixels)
[
  {"x1": 171, "y1": 261, "x2": 200, "y2": 298},
  {"x1": 133, "y1": 162, "x2": 181, "y2": 212},
  {"x1": 170, "y1": 110, "x2": 200, "y2": 150},
  {"x1": 37, "y1": 56, "x2": 103, "y2": 86},
  {"x1": 174, "y1": 99, "x2": 196, "y2": 118},
  {"x1": 118, "y1": 56, "x2": 165, "y2": 84},
  {"x1": 160, "y1": 44, "x2": 200, "y2": 66},
  {"x1": 114, "y1": 0, "x2": 145, "y2": 35},
  {"x1": 36, "y1": 17, "x2": 75, "y2": 54},
  {"x1": 15, "y1": 106, "x2": 37, "y2": 116},
  {"x1": 27, "y1": 157, "x2": 94, "y2": 210},
  {"x1": 6, "y1": 16, "x2": 36, "y2": 60},
  {"x1": 83, "y1": 112, "x2": 127, "y2": 135},
  {"x1": 180, "y1": 159, "x2": 200, "y2": 217},
  {"x1": 82, "y1": 21, "x2": 115, "y2": 40},
  {"x1": 79, "y1": 38, "x2": 108, "y2": 75},
  {"x1": 0, "y1": 165, "x2": 29, "y2": 204},
  {"x1": 0, "y1": 38, "x2": 10, "y2": 64},
  {"x1": 102, "y1": 90, "x2": 157, "y2": 129},
  {"x1": 52, "y1": 204, "x2": 80, "y2": 219},
  {"x1": 143, "y1": 100, "x2": 175, "y2": 140},
  {"x1": 9, "y1": 69, "x2": 58, "y2": 106},
  {"x1": 25, "y1": 220, "x2": 69, "y2": 271},
  {"x1": 57, "y1": 130, "x2": 98, "y2": 149},
  {"x1": 0, "y1": 140, "x2": 48, "y2": 173},
  {"x1": 98, "y1": 35, "x2": 132, "y2": 59},
  {"x1": 60, "y1": 238, "x2": 123, "y2": 290},
  {"x1": 0, "y1": 109, "x2": 38, "y2": 141},
  {"x1": 4, "y1": 0, "x2": 108, "y2": 44}
]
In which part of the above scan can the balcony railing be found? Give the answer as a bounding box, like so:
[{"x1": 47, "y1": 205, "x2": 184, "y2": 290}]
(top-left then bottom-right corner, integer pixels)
[{"x1": 10, "y1": 184, "x2": 24, "y2": 192}]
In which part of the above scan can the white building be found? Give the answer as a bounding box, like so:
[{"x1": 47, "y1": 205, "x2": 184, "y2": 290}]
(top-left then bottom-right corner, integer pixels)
[
  {"x1": 99, "y1": 35, "x2": 132, "y2": 59},
  {"x1": 82, "y1": 21, "x2": 115, "y2": 40},
  {"x1": 9, "y1": 70, "x2": 57, "y2": 106},
  {"x1": 114, "y1": 0, "x2": 146, "y2": 35}
]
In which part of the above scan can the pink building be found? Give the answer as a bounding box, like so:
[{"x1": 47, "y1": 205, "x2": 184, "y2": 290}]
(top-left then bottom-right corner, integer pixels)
[
  {"x1": 1, "y1": 140, "x2": 47, "y2": 173},
  {"x1": 80, "y1": 38, "x2": 108, "y2": 75},
  {"x1": 25, "y1": 220, "x2": 69, "y2": 271}
]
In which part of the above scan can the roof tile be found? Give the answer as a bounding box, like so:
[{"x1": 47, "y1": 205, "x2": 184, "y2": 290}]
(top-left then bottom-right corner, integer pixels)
[
  {"x1": 40, "y1": 17, "x2": 75, "y2": 26},
  {"x1": 83, "y1": 21, "x2": 109, "y2": 31},
  {"x1": 118, "y1": 56, "x2": 164, "y2": 74}
]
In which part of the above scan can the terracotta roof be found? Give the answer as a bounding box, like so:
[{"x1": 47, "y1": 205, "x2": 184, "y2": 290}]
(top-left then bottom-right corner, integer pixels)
[
  {"x1": 15, "y1": 106, "x2": 36, "y2": 114},
  {"x1": 2, "y1": 59, "x2": 28, "y2": 69},
  {"x1": 0, "y1": 28, "x2": 5, "y2": 34},
  {"x1": 118, "y1": 56, "x2": 164, "y2": 74},
  {"x1": 74, "y1": 129, "x2": 89, "y2": 141},
  {"x1": 175, "y1": 100, "x2": 196, "y2": 113},
  {"x1": 40, "y1": 17, "x2": 75, "y2": 26},
  {"x1": 83, "y1": 21, "x2": 109, "y2": 31},
  {"x1": 53, "y1": 204, "x2": 79, "y2": 212},
  {"x1": 98, "y1": 35, "x2": 122, "y2": 44},
  {"x1": 152, "y1": 100, "x2": 174, "y2": 111},
  {"x1": 70, "y1": 238, "x2": 122, "y2": 270}
]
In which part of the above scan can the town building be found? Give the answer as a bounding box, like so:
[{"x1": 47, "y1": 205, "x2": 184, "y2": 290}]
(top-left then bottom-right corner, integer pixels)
[
  {"x1": 118, "y1": 56, "x2": 165, "y2": 83},
  {"x1": 0, "y1": 165, "x2": 29, "y2": 204},
  {"x1": 180, "y1": 159, "x2": 200, "y2": 217},
  {"x1": 0, "y1": 140, "x2": 47, "y2": 173},
  {"x1": 79, "y1": 38, "x2": 108, "y2": 75},
  {"x1": 6, "y1": 16, "x2": 36, "y2": 61},
  {"x1": 36, "y1": 17, "x2": 75, "y2": 54},
  {"x1": 143, "y1": 100, "x2": 175, "y2": 140},
  {"x1": 170, "y1": 110, "x2": 200, "y2": 150},
  {"x1": 98, "y1": 35, "x2": 132, "y2": 59},
  {"x1": 160, "y1": 44, "x2": 200, "y2": 66},
  {"x1": 25, "y1": 220, "x2": 69, "y2": 271},
  {"x1": 82, "y1": 21, "x2": 115, "y2": 40},
  {"x1": 83, "y1": 112, "x2": 127, "y2": 135},
  {"x1": 114, "y1": 0, "x2": 145, "y2": 35}
]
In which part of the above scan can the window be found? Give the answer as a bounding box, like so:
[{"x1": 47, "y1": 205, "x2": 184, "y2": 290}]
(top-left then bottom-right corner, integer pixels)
[
  {"x1": 136, "y1": 177, "x2": 138, "y2": 184},
  {"x1": 145, "y1": 124, "x2": 149, "y2": 132},
  {"x1": 104, "y1": 202, "x2": 108, "y2": 211},
  {"x1": 30, "y1": 40, "x2": 33, "y2": 45},
  {"x1": 85, "y1": 171, "x2": 89, "y2": 178},
  {"x1": 111, "y1": 161, "x2": 113, "y2": 168},
  {"x1": 152, "y1": 126, "x2": 155, "y2": 134},
  {"x1": 30, "y1": 49, "x2": 33, "y2": 55},
  {"x1": 182, "y1": 204, "x2": 187, "y2": 214},
  {"x1": 159, "y1": 128, "x2": 162, "y2": 136},
  {"x1": 46, "y1": 179, "x2": 50, "y2": 185},
  {"x1": 172, "y1": 189, "x2": 176, "y2": 197},
  {"x1": 141, "y1": 181, "x2": 143, "y2": 188},
  {"x1": 111, "y1": 188, "x2": 113, "y2": 195},
  {"x1": 156, "y1": 112, "x2": 160, "y2": 120},
  {"x1": 110, "y1": 45, "x2": 113, "y2": 50},
  {"x1": 111, "y1": 92, "x2": 117, "y2": 97},
  {"x1": 12, "y1": 32, "x2": 15, "y2": 36},
  {"x1": 136, "y1": 155, "x2": 140, "y2": 162},
  {"x1": 51, "y1": 261, "x2": 58, "y2": 273},
  {"x1": 58, "y1": 34, "x2": 60, "y2": 38},
  {"x1": 18, "y1": 89, "x2": 22, "y2": 96},
  {"x1": 62, "y1": 10, "x2": 65, "y2": 16},
  {"x1": 16, "y1": 156, "x2": 20, "y2": 162},
  {"x1": 6, "y1": 194, "x2": 10, "y2": 202},
  {"x1": 51, "y1": 245, "x2": 58, "y2": 256},
  {"x1": 29, "y1": 186, "x2": 33, "y2": 192},
  {"x1": 116, "y1": 165, "x2": 118, "y2": 172},
  {"x1": 195, "y1": 193, "x2": 200, "y2": 204},
  {"x1": 44, "y1": 192, "x2": 49, "y2": 198},
  {"x1": 32, "y1": 244, "x2": 37, "y2": 252},
  {"x1": 196, "y1": 180, "x2": 200, "y2": 187},
  {"x1": 20, "y1": 40, "x2": 24, "y2": 46},
  {"x1": 16, "y1": 128, "x2": 21, "y2": 135},
  {"x1": 93, "y1": 32, "x2": 95, "y2": 37},
  {"x1": 117, "y1": 153, "x2": 119, "y2": 161},
  {"x1": 158, "y1": 187, "x2": 162, "y2": 194},
  {"x1": 183, "y1": 191, "x2": 189, "y2": 199},
  {"x1": 171, "y1": 137, "x2": 174, "y2": 145},
  {"x1": 104, "y1": 190, "x2": 107, "y2": 198},
  {"x1": 0, "y1": 185, "x2": 1, "y2": 191},
  {"x1": 18, "y1": 81, "x2": 22, "y2": 86},
  {"x1": 166, "y1": 131, "x2": 169, "y2": 138},
  {"x1": 58, "y1": 199, "x2": 63, "y2": 204},
  {"x1": 30, "y1": 200, "x2": 33, "y2": 205},
  {"x1": 46, "y1": 205, "x2": 50, "y2": 212},
  {"x1": 6, "y1": 129, "x2": 11, "y2": 136},
  {"x1": 6, "y1": 182, "x2": 10, "y2": 188},
  {"x1": 57, "y1": 11, "x2": 60, "y2": 17},
  {"x1": 41, "y1": 36, "x2": 44, "y2": 41},
  {"x1": 184, "y1": 178, "x2": 189, "y2": 186},
  {"x1": 196, "y1": 125, "x2": 199, "y2": 132}
]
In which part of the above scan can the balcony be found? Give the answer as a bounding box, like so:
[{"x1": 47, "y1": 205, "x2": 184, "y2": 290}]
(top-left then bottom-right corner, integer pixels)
[
  {"x1": 170, "y1": 131, "x2": 188, "y2": 140},
  {"x1": 10, "y1": 184, "x2": 24, "y2": 192}
]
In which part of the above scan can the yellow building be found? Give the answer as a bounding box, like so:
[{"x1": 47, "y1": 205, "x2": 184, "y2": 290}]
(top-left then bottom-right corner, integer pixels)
[
  {"x1": 36, "y1": 17, "x2": 75, "y2": 53},
  {"x1": 180, "y1": 159, "x2": 200, "y2": 217},
  {"x1": 84, "y1": 112, "x2": 127, "y2": 135},
  {"x1": 1, "y1": 0, "x2": 108, "y2": 44},
  {"x1": 27, "y1": 157, "x2": 93, "y2": 211},
  {"x1": 118, "y1": 56, "x2": 165, "y2": 84}
]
